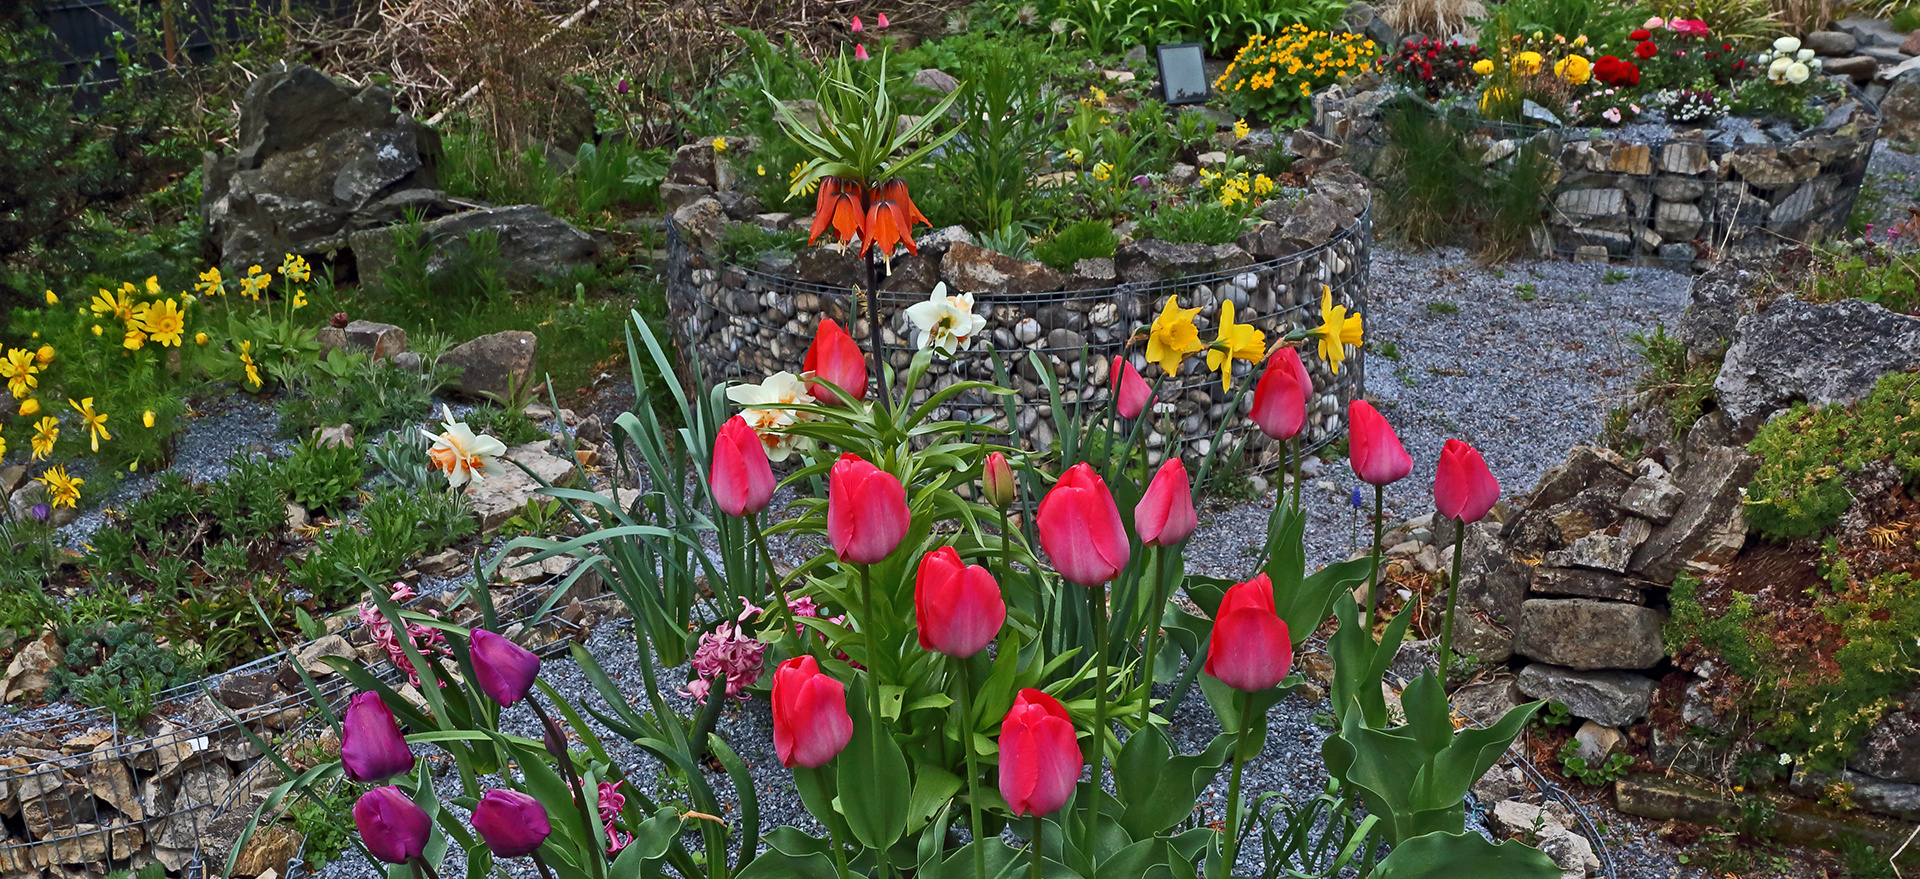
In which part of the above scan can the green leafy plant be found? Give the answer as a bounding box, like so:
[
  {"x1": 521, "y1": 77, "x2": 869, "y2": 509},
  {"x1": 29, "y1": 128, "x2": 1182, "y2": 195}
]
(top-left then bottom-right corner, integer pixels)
[
  {"x1": 717, "y1": 223, "x2": 808, "y2": 263},
  {"x1": 52, "y1": 622, "x2": 201, "y2": 726},
  {"x1": 1034, "y1": 219, "x2": 1120, "y2": 272},
  {"x1": 1556, "y1": 740, "x2": 1632, "y2": 785},
  {"x1": 1137, "y1": 199, "x2": 1249, "y2": 245},
  {"x1": 273, "y1": 436, "x2": 367, "y2": 514},
  {"x1": 462, "y1": 403, "x2": 548, "y2": 447},
  {"x1": 1746, "y1": 372, "x2": 1920, "y2": 540}
]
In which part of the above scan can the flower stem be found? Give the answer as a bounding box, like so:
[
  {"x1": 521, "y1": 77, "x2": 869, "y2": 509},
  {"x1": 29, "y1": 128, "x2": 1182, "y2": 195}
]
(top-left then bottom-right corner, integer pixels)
[
  {"x1": 747, "y1": 514, "x2": 807, "y2": 657},
  {"x1": 1082, "y1": 580, "x2": 1110, "y2": 868},
  {"x1": 858, "y1": 564, "x2": 885, "y2": 733},
  {"x1": 957, "y1": 660, "x2": 989, "y2": 879},
  {"x1": 529, "y1": 851, "x2": 559, "y2": 879},
  {"x1": 1221, "y1": 688, "x2": 1254, "y2": 879},
  {"x1": 1438, "y1": 524, "x2": 1466, "y2": 686},
  {"x1": 864, "y1": 254, "x2": 892, "y2": 409},
  {"x1": 1030, "y1": 815, "x2": 1044, "y2": 879},
  {"x1": 529, "y1": 697, "x2": 604, "y2": 879},
  {"x1": 1138, "y1": 545, "x2": 1175, "y2": 714},
  {"x1": 828, "y1": 823, "x2": 851, "y2": 879},
  {"x1": 1366, "y1": 484, "x2": 1384, "y2": 623},
  {"x1": 1289, "y1": 436, "x2": 1302, "y2": 512}
]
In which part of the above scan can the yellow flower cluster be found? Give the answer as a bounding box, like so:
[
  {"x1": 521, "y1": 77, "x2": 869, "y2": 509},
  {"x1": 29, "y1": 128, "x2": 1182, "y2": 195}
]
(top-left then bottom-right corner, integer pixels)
[
  {"x1": 92, "y1": 277, "x2": 187, "y2": 350},
  {"x1": 1199, "y1": 169, "x2": 1275, "y2": 208},
  {"x1": 1213, "y1": 26, "x2": 1378, "y2": 102}
]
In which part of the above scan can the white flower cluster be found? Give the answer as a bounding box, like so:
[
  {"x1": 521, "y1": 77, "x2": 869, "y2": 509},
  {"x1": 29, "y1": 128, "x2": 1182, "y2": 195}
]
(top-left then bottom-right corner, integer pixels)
[
  {"x1": 1756, "y1": 36, "x2": 1821, "y2": 85},
  {"x1": 1655, "y1": 88, "x2": 1723, "y2": 123}
]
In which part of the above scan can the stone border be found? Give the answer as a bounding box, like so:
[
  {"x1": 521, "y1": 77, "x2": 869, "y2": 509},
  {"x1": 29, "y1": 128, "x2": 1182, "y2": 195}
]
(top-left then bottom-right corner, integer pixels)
[
  {"x1": 1315, "y1": 87, "x2": 1880, "y2": 268},
  {"x1": 664, "y1": 206, "x2": 1373, "y2": 471}
]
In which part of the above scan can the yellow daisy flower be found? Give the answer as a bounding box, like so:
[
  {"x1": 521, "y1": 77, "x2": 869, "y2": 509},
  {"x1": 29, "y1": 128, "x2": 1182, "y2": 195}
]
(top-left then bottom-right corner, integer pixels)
[
  {"x1": 69, "y1": 398, "x2": 108, "y2": 452},
  {"x1": 39, "y1": 466, "x2": 81, "y2": 509},
  {"x1": 30, "y1": 417, "x2": 57, "y2": 461}
]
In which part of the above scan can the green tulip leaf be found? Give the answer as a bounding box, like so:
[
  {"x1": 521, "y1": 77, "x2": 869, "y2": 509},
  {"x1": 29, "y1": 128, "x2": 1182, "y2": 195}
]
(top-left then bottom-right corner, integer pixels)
[
  {"x1": 906, "y1": 764, "x2": 963, "y2": 834},
  {"x1": 1370, "y1": 831, "x2": 1562, "y2": 879},
  {"x1": 837, "y1": 680, "x2": 911, "y2": 850}
]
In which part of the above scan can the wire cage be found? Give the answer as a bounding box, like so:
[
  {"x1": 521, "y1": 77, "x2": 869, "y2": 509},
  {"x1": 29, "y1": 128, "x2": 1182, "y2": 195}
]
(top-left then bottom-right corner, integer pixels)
[{"x1": 664, "y1": 210, "x2": 1373, "y2": 473}]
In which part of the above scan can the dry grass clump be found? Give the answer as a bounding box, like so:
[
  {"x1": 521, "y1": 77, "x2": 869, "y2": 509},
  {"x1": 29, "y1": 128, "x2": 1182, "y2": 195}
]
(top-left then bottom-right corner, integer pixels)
[{"x1": 1379, "y1": 0, "x2": 1486, "y2": 38}]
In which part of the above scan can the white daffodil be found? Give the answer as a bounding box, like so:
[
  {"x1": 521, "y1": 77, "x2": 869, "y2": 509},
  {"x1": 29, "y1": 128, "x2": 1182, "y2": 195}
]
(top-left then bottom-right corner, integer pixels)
[
  {"x1": 423, "y1": 404, "x2": 508, "y2": 489},
  {"x1": 1786, "y1": 62, "x2": 1811, "y2": 84},
  {"x1": 903, "y1": 282, "x2": 989, "y2": 355},
  {"x1": 726, "y1": 371, "x2": 815, "y2": 462},
  {"x1": 1773, "y1": 36, "x2": 1800, "y2": 54}
]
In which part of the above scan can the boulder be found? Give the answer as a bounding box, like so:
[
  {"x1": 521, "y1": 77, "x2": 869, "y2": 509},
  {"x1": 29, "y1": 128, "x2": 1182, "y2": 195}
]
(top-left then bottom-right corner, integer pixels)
[
  {"x1": 1628, "y1": 445, "x2": 1759, "y2": 581},
  {"x1": 343, "y1": 320, "x2": 408, "y2": 360},
  {"x1": 1516, "y1": 663, "x2": 1657, "y2": 726},
  {"x1": 350, "y1": 205, "x2": 600, "y2": 294},
  {"x1": 464, "y1": 441, "x2": 579, "y2": 531},
  {"x1": 1513, "y1": 600, "x2": 1666, "y2": 670},
  {"x1": 0, "y1": 631, "x2": 61, "y2": 703},
  {"x1": 1713, "y1": 295, "x2": 1920, "y2": 439},
  {"x1": 1805, "y1": 30, "x2": 1859, "y2": 56},
  {"x1": 440, "y1": 330, "x2": 538, "y2": 402},
  {"x1": 1504, "y1": 447, "x2": 1635, "y2": 553},
  {"x1": 940, "y1": 241, "x2": 1064, "y2": 296},
  {"x1": 1877, "y1": 69, "x2": 1920, "y2": 149},
  {"x1": 1269, "y1": 192, "x2": 1354, "y2": 249},
  {"x1": 1452, "y1": 521, "x2": 1530, "y2": 625},
  {"x1": 911, "y1": 68, "x2": 961, "y2": 93},
  {"x1": 1530, "y1": 567, "x2": 1645, "y2": 603},
  {"x1": 1114, "y1": 239, "x2": 1252, "y2": 283},
  {"x1": 1618, "y1": 473, "x2": 1686, "y2": 523},
  {"x1": 1452, "y1": 676, "x2": 1523, "y2": 727},
  {"x1": 1852, "y1": 694, "x2": 1920, "y2": 783},
  {"x1": 1675, "y1": 259, "x2": 1759, "y2": 360},
  {"x1": 201, "y1": 65, "x2": 448, "y2": 271},
  {"x1": 1572, "y1": 721, "x2": 1624, "y2": 765},
  {"x1": 1543, "y1": 533, "x2": 1634, "y2": 573}
]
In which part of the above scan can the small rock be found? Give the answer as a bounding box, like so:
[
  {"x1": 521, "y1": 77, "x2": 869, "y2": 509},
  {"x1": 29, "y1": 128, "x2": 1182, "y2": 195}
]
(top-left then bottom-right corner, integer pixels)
[
  {"x1": 441, "y1": 330, "x2": 539, "y2": 402},
  {"x1": 1, "y1": 631, "x2": 61, "y2": 703},
  {"x1": 1806, "y1": 30, "x2": 1859, "y2": 56},
  {"x1": 1514, "y1": 599, "x2": 1665, "y2": 669},
  {"x1": 1543, "y1": 533, "x2": 1634, "y2": 573},
  {"x1": 911, "y1": 68, "x2": 960, "y2": 93},
  {"x1": 1572, "y1": 721, "x2": 1623, "y2": 766},
  {"x1": 313, "y1": 423, "x2": 356, "y2": 449},
  {"x1": 343, "y1": 320, "x2": 408, "y2": 360}
]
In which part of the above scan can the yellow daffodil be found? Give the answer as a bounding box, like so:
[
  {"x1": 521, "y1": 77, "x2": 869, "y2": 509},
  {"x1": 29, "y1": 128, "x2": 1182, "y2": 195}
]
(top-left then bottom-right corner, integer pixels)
[
  {"x1": 39, "y1": 466, "x2": 81, "y2": 509},
  {"x1": 44, "y1": 290, "x2": 56, "y2": 305},
  {"x1": 1206, "y1": 300, "x2": 1267, "y2": 391},
  {"x1": 195, "y1": 266, "x2": 224, "y2": 296},
  {"x1": 280, "y1": 253, "x2": 312, "y2": 283},
  {"x1": 0, "y1": 349, "x2": 38, "y2": 400},
  {"x1": 69, "y1": 397, "x2": 108, "y2": 451},
  {"x1": 144, "y1": 276, "x2": 161, "y2": 295},
  {"x1": 1311, "y1": 287, "x2": 1364, "y2": 374},
  {"x1": 92, "y1": 287, "x2": 135, "y2": 322},
  {"x1": 18, "y1": 398, "x2": 39, "y2": 417},
  {"x1": 1234, "y1": 118, "x2": 1251, "y2": 139},
  {"x1": 30, "y1": 417, "x2": 57, "y2": 460},
  {"x1": 1146, "y1": 295, "x2": 1204, "y2": 376},
  {"x1": 143, "y1": 410, "x2": 155, "y2": 428},
  {"x1": 712, "y1": 137, "x2": 728, "y2": 152},
  {"x1": 35, "y1": 345, "x2": 52, "y2": 365},
  {"x1": 195, "y1": 332, "x2": 209, "y2": 346}
]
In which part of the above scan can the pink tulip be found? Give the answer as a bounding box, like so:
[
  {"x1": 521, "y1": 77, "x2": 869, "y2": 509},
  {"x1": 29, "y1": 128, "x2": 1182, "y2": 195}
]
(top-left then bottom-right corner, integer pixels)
[
  {"x1": 982, "y1": 451, "x2": 1016, "y2": 509},
  {"x1": 1204, "y1": 574, "x2": 1293, "y2": 692},
  {"x1": 772, "y1": 656, "x2": 854, "y2": 768},
  {"x1": 341, "y1": 692, "x2": 414, "y2": 784},
  {"x1": 1347, "y1": 400, "x2": 1411, "y2": 487},
  {"x1": 1135, "y1": 458, "x2": 1196, "y2": 547},
  {"x1": 1036, "y1": 462, "x2": 1130, "y2": 586},
  {"x1": 803, "y1": 318, "x2": 867, "y2": 405},
  {"x1": 712, "y1": 415, "x2": 776, "y2": 518},
  {"x1": 1434, "y1": 439, "x2": 1499, "y2": 523},
  {"x1": 851, "y1": 15, "x2": 863, "y2": 32},
  {"x1": 471, "y1": 789, "x2": 551, "y2": 858},
  {"x1": 469, "y1": 628, "x2": 541, "y2": 707},
  {"x1": 827, "y1": 453, "x2": 909, "y2": 564},
  {"x1": 877, "y1": 12, "x2": 889, "y2": 28},
  {"x1": 1250, "y1": 349, "x2": 1308, "y2": 441},
  {"x1": 997, "y1": 689, "x2": 1081, "y2": 817},
  {"x1": 1110, "y1": 356, "x2": 1151, "y2": 419},
  {"x1": 914, "y1": 546, "x2": 1006, "y2": 658},
  {"x1": 354, "y1": 786, "x2": 431, "y2": 864}
]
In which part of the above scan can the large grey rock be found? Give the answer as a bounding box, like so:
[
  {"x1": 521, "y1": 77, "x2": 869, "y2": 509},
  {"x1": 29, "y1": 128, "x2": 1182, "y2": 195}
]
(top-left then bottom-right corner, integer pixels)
[
  {"x1": 440, "y1": 330, "x2": 538, "y2": 402},
  {"x1": 1452, "y1": 676, "x2": 1523, "y2": 727},
  {"x1": 1618, "y1": 472, "x2": 1686, "y2": 523},
  {"x1": 1530, "y1": 566, "x2": 1645, "y2": 603},
  {"x1": 1453, "y1": 521, "x2": 1530, "y2": 626},
  {"x1": 1503, "y1": 446, "x2": 1635, "y2": 553},
  {"x1": 1629, "y1": 445, "x2": 1759, "y2": 581},
  {"x1": 350, "y1": 204, "x2": 600, "y2": 294},
  {"x1": 1516, "y1": 664, "x2": 1656, "y2": 726},
  {"x1": 940, "y1": 241, "x2": 1064, "y2": 296},
  {"x1": 466, "y1": 441, "x2": 578, "y2": 531},
  {"x1": 1878, "y1": 69, "x2": 1920, "y2": 149},
  {"x1": 1544, "y1": 533, "x2": 1634, "y2": 573},
  {"x1": 1805, "y1": 30, "x2": 1859, "y2": 56},
  {"x1": 1793, "y1": 767, "x2": 1920, "y2": 820},
  {"x1": 202, "y1": 65, "x2": 447, "y2": 271},
  {"x1": 1268, "y1": 192, "x2": 1354, "y2": 249},
  {"x1": 1714, "y1": 296, "x2": 1920, "y2": 439},
  {"x1": 1514, "y1": 599, "x2": 1666, "y2": 670},
  {"x1": 1675, "y1": 259, "x2": 1759, "y2": 359},
  {"x1": 1852, "y1": 694, "x2": 1920, "y2": 783},
  {"x1": 1114, "y1": 239, "x2": 1252, "y2": 284}
]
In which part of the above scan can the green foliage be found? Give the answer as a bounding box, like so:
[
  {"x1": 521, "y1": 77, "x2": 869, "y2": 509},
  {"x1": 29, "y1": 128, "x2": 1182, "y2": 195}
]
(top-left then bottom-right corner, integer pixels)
[
  {"x1": 1033, "y1": 220, "x2": 1120, "y2": 272},
  {"x1": 288, "y1": 486, "x2": 474, "y2": 604},
  {"x1": 368, "y1": 431, "x2": 451, "y2": 492},
  {"x1": 1556, "y1": 740, "x2": 1632, "y2": 785},
  {"x1": 273, "y1": 437, "x2": 366, "y2": 514},
  {"x1": 1375, "y1": 102, "x2": 1554, "y2": 259},
  {"x1": 376, "y1": 215, "x2": 514, "y2": 317},
  {"x1": 502, "y1": 498, "x2": 568, "y2": 538},
  {"x1": 1027, "y1": 0, "x2": 1350, "y2": 56},
  {"x1": 1627, "y1": 325, "x2": 1720, "y2": 440},
  {"x1": 974, "y1": 224, "x2": 1036, "y2": 261},
  {"x1": 913, "y1": 35, "x2": 1061, "y2": 233},
  {"x1": 1807, "y1": 245, "x2": 1920, "y2": 315},
  {"x1": 1137, "y1": 200, "x2": 1249, "y2": 245},
  {"x1": 289, "y1": 785, "x2": 357, "y2": 871},
  {"x1": 274, "y1": 345, "x2": 452, "y2": 438},
  {"x1": 718, "y1": 223, "x2": 808, "y2": 263},
  {"x1": 52, "y1": 622, "x2": 202, "y2": 727},
  {"x1": 462, "y1": 403, "x2": 548, "y2": 446},
  {"x1": 1897, "y1": 6, "x2": 1920, "y2": 33},
  {"x1": 208, "y1": 454, "x2": 291, "y2": 541},
  {"x1": 440, "y1": 122, "x2": 667, "y2": 225},
  {"x1": 1472, "y1": 0, "x2": 1649, "y2": 45},
  {"x1": 1665, "y1": 573, "x2": 1761, "y2": 677},
  {"x1": 1745, "y1": 373, "x2": 1920, "y2": 540}
]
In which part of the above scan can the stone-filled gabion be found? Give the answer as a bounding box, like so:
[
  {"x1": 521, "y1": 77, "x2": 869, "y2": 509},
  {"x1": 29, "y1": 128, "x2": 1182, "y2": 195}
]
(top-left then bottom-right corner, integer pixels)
[
  {"x1": 1315, "y1": 86, "x2": 1880, "y2": 269},
  {"x1": 666, "y1": 198, "x2": 1372, "y2": 470}
]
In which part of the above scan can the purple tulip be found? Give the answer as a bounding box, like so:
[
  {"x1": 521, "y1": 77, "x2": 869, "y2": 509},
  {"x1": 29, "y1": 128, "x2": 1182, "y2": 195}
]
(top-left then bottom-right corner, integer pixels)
[
  {"x1": 471, "y1": 789, "x2": 552, "y2": 857},
  {"x1": 341, "y1": 692, "x2": 414, "y2": 783},
  {"x1": 354, "y1": 786, "x2": 432, "y2": 864},
  {"x1": 470, "y1": 629, "x2": 541, "y2": 707},
  {"x1": 616, "y1": 78, "x2": 629, "y2": 95}
]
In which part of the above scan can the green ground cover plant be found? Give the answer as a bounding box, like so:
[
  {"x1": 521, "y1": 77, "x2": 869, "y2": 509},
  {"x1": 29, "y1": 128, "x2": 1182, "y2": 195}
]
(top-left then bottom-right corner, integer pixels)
[{"x1": 1745, "y1": 372, "x2": 1920, "y2": 540}]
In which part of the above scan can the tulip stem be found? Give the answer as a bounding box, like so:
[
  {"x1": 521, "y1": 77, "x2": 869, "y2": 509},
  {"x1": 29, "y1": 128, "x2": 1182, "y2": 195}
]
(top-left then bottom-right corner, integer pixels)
[
  {"x1": 747, "y1": 514, "x2": 807, "y2": 658},
  {"x1": 530, "y1": 696, "x2": 604, "y2": 879},
  {"x1": 1438, "y1": 523, "x2": 1466, "y2": 687},
  {"x1": 408, "y1": 855, "x2": 441, "y2": 879},
  {"x1": 1082, "y1": 580, "x2": 1110, "y2": 870},
  {"x1": 858, "y1": 562, "x2": 898, "y2": 879},
  {"x1": 1221, "y1": 688, "x2": 1254, "y2": 879},
  {"x1": 1030, "y1": 815, "x2": 1044, "y2": 879},
  {"x1": 957, "y1": 660, "x2": 989, "y2": 879},
  {"x1": 828, "y1": 824, "x2": 851, "y2": 879},
  {"x1": 1289, "y1": 436, "x2": 1302, "y2": 512},
  {"x1": 529, "y1": 851, "x2": 559, "y2": 879},
  {"x1": 1138, "y1": 545, "x2": 1175, "y2": 715},
  {"x1": 996, "y1": 504, "x2": 1018, "y2": 613},
  {"x1": 1365, "y1": 484, "x2": 1384, "y2": 624}
]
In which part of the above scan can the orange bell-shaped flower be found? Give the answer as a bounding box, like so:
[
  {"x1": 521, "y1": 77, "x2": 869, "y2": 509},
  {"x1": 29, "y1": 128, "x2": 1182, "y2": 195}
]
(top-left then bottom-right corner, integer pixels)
[
  {"x1": 861, "y1": 178, "x2": 930, "y2": 259},
  {"x1": 808, "y1": 177, "x2": 868, "y2": 248}
]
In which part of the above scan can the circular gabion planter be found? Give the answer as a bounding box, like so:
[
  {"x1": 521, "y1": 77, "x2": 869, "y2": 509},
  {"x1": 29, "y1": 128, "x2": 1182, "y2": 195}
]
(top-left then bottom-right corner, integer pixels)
[
  {"x1": 666, "y1": 191, "x2": 1372, "y2": 471},
  {"x1": 1316, "y1": 86, "x2": 1880, "y2": 269}
]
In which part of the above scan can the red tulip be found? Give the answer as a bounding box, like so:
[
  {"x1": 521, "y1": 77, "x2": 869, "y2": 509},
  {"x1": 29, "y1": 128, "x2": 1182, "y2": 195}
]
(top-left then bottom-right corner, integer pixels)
[
  {"x1": 712, "y1": 415, "x2": 776, "y2": 518},
  {"x1": 341, "y1": 692, "x2": 414, "y2": 784},
  {"x1": 877, "y1": 12, "x2": 889, "y2": 27},
  {"x1": 469, "y1": 628, "x2": 541, "y2": 707},
  {"x1": 1036, "y1": 462, "x2": 1130, "y2": 586},
  {"x1": 802, "y1": 318, "x2": 868, "y2": 405},
  {"x1": 1434, "y1": 438, "x2": 1499, "y2": 523},
  {"x1": 982, "y1": 451, "x2": 1016, "y2": 509},
  {"x1": 1204, "y1": 574, "x2": 1293, "y2": 692},
  {"x1": 827, "y1": 453, "x2": 909, "y2": 564},
  {"x1": 354, "y1": 786, "x2": 431, "y2": 864},
  {"x1": 1250, "y1": 348, "x2": 1308, "y2": 440},
  {"x1": 471, "y1": 789, "x2": 551, "y2": 857},
  {"x1": 915, "y1": 546, "x2": 1007, "y2": 658},
  {"x1": 1135, "y1": 458, "x2": 1196, "y2": 547},
  {"x1": 997, "y1": 688, "x2": 1081, "y2": 817},
  {"x1": 851, "y1": 15, "x2": 863, "y2": 32},
  {"x1": 1110, "y1": 356, "x2": 1151, "y2": 419},
  {"x1": 854, "y1": 43, "x2": 870, "y2": 62},
  {"x1": 771, "y1": 656, "x2": 853, "y2": 768},
  {"x1": 1347, "y1": 400, "x2": 1411, "y2": 487}
]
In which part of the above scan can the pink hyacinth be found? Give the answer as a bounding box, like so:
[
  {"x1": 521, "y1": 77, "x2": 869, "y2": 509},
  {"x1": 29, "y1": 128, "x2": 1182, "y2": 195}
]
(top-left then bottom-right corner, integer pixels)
[
  {"x1": 358, "y1": 583, "x2": 450, "y2": 686},
  {"x1": 595, "y1": 781, "x2": 631, "y2": 854},
  {"x1": 683, "y1": 618, "x2": 767, "y2": 704}
]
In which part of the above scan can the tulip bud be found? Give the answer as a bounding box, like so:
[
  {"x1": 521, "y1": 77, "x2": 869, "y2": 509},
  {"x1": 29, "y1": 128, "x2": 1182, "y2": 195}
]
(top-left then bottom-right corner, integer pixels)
[
  {"x1": 1434, "y1": 439, "x2": 1500, "y2": 524},
  {"x1": 802, "y1": 318, "x2": 868, "y2": 405},
  {"x1": 1036, "y1": 462, "x2": 1129, "y2": 586},
  {"x1": 1110, "y1": 356, "x2": 1151, "y2": 419},
  {"x1": 877, "y1": 12, "x2": 889, "y2": 27},
  {"x1": 341, "y1": 692, "x2": 415, "y2": 783},
  {"x1": 771, "y1": 656, "x2": 853, "y2": 767},
  {"x1": 1135, "y1": 457, "x2": 1197, "y2": 547},
  {"x1": 982, "y1": 451, "x2": 1015, "y2": 509},
  {"x1": 1346, "y1": 401, "x2": 1412, "y2": 487},
  {"x1": 827, "y1": 453, "x2": 909, "y2": 564},
  {"x1": 1250, "y1": 349, "x2": 1308, "y2": 441},
  {"x1": 354, "y1": 786, "x2": 432, "y2": 864},
  {"x1": 1204, "y1": 574, "x2": 1292, "y2": 692},
  {"x1": 998, "y1": 689, "x2": 1081, "y2": 817},
  {"x1": 914, "y1": 546, "x2": 1007, "y2": 658},
  {"x1": 472, "y1": 789, "x2": 552, "y2": 858},
  {"x1": 854, "y1": 44, "x2": 870, "y2": 61},
  {"x1": 851, "y1": 15, "x2": 863, "y2": 31},
  {"x1": 712, "y1": 415, "x2": 776, "y2": 517},
  {"x1": 470, "y1": 629, "x2": 541, "y2": 707}
]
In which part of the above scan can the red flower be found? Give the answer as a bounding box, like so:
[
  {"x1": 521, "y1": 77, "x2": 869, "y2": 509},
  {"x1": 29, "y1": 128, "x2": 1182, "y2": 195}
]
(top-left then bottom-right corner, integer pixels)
[
  {"x1": 827, "y1": 453, "x2": 910, "y2": 564},
  {"x1": 1347, "y1": 400, "x2": 1412, "y2": 487},
  {"x1": 1036, "y1": 462, "x2": 1130, "y2": 586},
  {"x1": 1250, "y1": 348, "x2": 1308, "y2": 441},
  {"x1": 771, "y1": 656, "x2": 853, "y2": 768},
  {"x1": 807, "y1": 177, "x2": 867, "y2": 248},
  {"x1": 1110, "y1": 355, "x2": 1151, "y2": 419},
  {"x1": 1134, "y1": 457, "x2": 1197, "y2": 548},
  {"x1": 1634, "y1": 40, "x2": 1658, "y2": 59},
  {"x1": 711, "y1": 415, "x2": 775, "y2": 518},
  {"x1": 802, "y1": 318, "x2": 867, "y2": 405},
  {"x1": 1629, "y1": 28, "x2": 1651, "y2": 40},
  {"x1": 997, "y1": 689, "x2": 1081, "y2": 817},
  {"x1": 1433, "y1": 439, "x2": 1500, "y2": 524},
  {"x1": 862, "y1": 178, "x2": 929, "y2": 258},
  {"x1": 1204, "y1": 574, "x2": 1293, "y2": 692},
  {"x1": 914, "y1": 546, "x2": 1007, "y2": 658}
]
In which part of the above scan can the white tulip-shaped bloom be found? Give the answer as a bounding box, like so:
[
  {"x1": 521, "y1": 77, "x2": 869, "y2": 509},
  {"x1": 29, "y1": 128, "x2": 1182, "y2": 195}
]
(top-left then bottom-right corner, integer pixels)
[
  {"x1": 726, "y1": 371, "x2": 816, "y2": 462},
  {"x1": 1773, "y1": 36, "x2": 1801, "y2": 54},
  {"x1": 1786, "y1": 62, "x2": 1811, "y2": 84},
  {"x1": 904, "y1": 282, "x2": 989, "y2": 355},
  {"x1": 424, "y1": 404, "x2": 508, "y2": 488}
]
